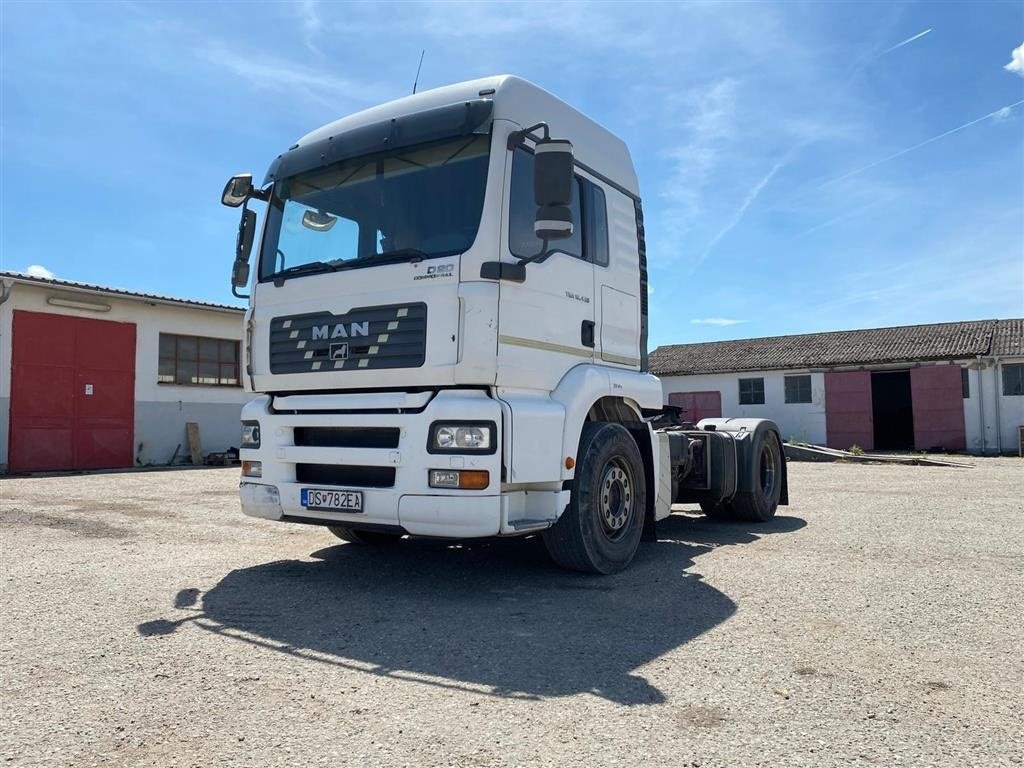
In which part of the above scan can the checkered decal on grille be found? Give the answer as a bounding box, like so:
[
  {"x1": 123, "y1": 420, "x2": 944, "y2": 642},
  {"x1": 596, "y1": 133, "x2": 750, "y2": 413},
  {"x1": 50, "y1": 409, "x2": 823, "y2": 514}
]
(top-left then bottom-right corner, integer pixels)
[{"x1": 269, "y1": 303, "x2": 427, "y2": 374}]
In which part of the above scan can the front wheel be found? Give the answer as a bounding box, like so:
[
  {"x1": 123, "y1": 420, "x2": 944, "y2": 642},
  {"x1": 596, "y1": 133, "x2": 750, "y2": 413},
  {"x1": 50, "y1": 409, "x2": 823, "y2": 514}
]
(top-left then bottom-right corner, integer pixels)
[{"x1": 542, "y1": 422, "x2": 647, "y2": 574}]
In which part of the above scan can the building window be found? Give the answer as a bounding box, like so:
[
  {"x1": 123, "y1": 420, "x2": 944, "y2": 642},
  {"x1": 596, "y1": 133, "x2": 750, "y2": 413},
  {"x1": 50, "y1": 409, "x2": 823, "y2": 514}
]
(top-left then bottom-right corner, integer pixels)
[
  {"x1": 961, "y1": 367, "x2": 970, "y2": 399},
  {"x1": 158, "y1": 333, "x2": 240, "y2": 387},
  {"x1": 1002, "y1": 363, "x2": 1024, "y2": 396},
  {"x1": 784, "y1": 374, "x2": 812, "y2": 404},
  {"x1": 738, "y1": 377, "x2": 765, "y2": 405}
]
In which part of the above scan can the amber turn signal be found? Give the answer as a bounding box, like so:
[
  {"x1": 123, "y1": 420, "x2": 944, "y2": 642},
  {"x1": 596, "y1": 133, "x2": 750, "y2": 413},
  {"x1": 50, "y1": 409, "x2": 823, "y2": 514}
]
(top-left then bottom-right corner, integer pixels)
[{"x1": 428, "y1": 469, "x2": 490, "y2": 490}]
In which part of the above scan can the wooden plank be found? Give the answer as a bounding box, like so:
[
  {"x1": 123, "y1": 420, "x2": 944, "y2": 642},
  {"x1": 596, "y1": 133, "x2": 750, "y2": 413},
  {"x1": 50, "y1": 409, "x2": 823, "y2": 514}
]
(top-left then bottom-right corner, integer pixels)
[{"x1": 186, "y1": 422, "x2": 202, "y2": 466}]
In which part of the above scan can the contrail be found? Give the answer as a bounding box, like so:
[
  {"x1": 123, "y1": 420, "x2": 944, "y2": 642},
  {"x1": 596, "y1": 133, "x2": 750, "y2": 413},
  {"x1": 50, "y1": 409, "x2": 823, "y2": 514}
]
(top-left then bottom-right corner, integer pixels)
[
  {"x1": 694, "y1": 157, "x2": 788, "y2": 267},
  {"x1": 820, "y1": 100, "x2": 1024, "y2": 189},
  {"x1": 883, "y1": 28, "x2": 932, "y2": 54}
]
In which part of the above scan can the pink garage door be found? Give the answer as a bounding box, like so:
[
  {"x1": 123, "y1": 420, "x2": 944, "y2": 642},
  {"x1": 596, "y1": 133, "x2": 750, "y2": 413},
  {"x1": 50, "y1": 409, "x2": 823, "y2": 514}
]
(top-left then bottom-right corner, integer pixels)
[
  {"x1": 825, "y1": 371, "x2": 874, "y2": 451},
  {"x1": 668, "y1": 391, "x2": 722, "y2": 423},
  {"x1": 910, "y1": 365, "x2": 966, "y2": 451}
]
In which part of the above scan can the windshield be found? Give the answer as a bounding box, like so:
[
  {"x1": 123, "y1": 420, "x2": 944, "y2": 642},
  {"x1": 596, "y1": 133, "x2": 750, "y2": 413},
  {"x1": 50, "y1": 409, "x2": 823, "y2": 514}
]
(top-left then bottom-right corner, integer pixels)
[{"x1": 259, "y1": 134, "x2": 490, "y2": 281}]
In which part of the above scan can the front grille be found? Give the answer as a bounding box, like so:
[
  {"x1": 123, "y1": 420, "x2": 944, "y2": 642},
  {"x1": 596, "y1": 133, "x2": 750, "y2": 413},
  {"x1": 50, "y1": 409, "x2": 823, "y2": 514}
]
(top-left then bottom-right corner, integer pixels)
[
  {"x1": 294, "y1": 427, "x2": 400, "y2": 449},
  {"x1": 270, "y1": 303, "x2": 427, "y2": 374},
  {"x1": 296, "y1": 464, "x2": 395, "y2": 488}
]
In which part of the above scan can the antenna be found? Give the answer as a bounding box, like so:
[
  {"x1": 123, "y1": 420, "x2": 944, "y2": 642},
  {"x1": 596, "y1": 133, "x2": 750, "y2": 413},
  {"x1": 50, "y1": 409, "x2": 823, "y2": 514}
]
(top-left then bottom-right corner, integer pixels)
[{"x1": 412, "y1": 49, "x2": 425, "y2": 94}]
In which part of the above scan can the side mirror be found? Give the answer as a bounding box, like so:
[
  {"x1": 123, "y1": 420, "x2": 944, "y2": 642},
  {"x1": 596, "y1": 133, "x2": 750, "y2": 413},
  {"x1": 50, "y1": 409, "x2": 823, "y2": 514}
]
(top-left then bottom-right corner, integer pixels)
[
  {"x1": 231, "y1": 208, "x2": 257, "y2": 298},
  {"x1": 236, "y1": 208, "x2": 257, "y2": 262},
  {"x1": 222, "y1": 173, "x2": 254, "y2": 207},
  {"x1": 231, "y1": 259, "x2": 250, "y2": 289},
  {"x1": 533, "y1": 138, "x2": 575, "y2": 241}
]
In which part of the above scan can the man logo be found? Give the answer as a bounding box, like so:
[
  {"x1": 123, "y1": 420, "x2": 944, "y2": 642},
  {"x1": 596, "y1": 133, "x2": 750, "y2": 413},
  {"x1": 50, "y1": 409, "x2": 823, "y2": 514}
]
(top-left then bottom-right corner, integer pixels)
[
  {"x1": 311, "y1": 322, "x2": 369, "y2": 341},
  {"x1": 329, "y1": 343, "x2": 349, "y2": 361}
]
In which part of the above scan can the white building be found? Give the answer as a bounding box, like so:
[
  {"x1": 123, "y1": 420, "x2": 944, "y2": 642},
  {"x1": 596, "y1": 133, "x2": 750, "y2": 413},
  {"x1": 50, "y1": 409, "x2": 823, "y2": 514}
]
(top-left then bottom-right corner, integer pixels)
[
  {"x1": 0, "y1": 272, "x2": 248, "y2": 472},
  {"x1": 650, "y1": 319, "x2": 1024, "y2": 456}
]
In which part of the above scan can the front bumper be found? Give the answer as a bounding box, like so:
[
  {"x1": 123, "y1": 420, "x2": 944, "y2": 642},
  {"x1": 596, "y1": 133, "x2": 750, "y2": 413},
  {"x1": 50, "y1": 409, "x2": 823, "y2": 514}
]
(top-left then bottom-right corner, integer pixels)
[{"x1": 238, "y1": 390, "x2": 504, "y2": 538}]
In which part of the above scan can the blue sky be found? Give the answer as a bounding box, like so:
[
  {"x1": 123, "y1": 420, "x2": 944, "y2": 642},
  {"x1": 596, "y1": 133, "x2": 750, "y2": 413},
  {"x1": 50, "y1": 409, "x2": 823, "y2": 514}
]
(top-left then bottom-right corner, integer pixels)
[{"x1": 2, "y1": 1, "x2": 1022, "y2": 349}]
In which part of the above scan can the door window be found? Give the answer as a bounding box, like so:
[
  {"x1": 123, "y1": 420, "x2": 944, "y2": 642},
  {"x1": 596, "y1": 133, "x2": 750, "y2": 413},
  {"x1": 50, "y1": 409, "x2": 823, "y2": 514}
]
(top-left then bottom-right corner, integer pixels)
[{"x1": 509, "y1": 147, "x2": 583, "y2": 260}]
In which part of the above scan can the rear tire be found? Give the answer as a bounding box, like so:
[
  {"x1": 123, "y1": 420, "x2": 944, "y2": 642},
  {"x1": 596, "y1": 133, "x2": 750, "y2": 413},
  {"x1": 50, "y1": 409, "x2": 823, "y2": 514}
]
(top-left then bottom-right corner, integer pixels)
[
  {"x1": 730, "y1": 430, "x2": 783, "y2": 522},
  {"x1": 327, "y1": 526, "x2": 402, "y2": 545},
  {"x1": 543, "y1": 422, "x2": 647, "y2": 574},
  {"x1": 698, "y1": 430, "x2": 783, "y2": 523}
]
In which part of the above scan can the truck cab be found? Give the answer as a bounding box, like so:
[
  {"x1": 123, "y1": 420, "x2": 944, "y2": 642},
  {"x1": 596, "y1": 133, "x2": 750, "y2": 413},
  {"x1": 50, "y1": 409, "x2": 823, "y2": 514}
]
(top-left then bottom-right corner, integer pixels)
[{"x1": 225, "y1": 75, "x2": 786, "y2": 573}]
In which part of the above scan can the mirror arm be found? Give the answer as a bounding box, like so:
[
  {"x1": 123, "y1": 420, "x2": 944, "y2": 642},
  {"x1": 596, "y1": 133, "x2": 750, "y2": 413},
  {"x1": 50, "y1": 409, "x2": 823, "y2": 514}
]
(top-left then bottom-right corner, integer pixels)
[
  {"x1": 232, "y1": 285, "x2": 250, "y2": 300},
  {"x1": 515, "y1": 238, "x2": 552, "y2": 265},
  {"x1": 507, "y1": 121, "x2": 550, "y2": 150}
]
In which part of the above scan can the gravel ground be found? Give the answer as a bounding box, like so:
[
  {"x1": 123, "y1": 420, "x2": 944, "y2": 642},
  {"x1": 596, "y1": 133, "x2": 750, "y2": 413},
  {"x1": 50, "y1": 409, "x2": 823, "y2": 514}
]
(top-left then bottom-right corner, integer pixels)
[{"x1": 2, "y1": 458, "x2": 1022, "y2": 767}]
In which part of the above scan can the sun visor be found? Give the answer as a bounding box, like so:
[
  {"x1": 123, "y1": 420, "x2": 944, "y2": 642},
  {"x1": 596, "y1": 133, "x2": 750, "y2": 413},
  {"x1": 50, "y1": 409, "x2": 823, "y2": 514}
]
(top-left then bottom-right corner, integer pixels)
[{"x1": 264, "y1": 99, "x2": 494, "y2": 186}]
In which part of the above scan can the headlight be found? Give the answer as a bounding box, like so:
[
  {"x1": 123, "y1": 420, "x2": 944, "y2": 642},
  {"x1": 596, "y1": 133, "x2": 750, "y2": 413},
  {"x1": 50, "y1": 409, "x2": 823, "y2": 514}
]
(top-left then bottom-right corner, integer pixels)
[
  {"x1": 428, "y1": 422, "x2": 496, "y2": 453},
  {"x1": 241, "y1": 421, "x2": 261, "y2": 448}
]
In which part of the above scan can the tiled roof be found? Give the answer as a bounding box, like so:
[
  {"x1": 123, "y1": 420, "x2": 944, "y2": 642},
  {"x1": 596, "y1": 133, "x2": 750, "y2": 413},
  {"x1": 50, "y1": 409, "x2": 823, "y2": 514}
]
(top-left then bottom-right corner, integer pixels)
[
  {"x1": 0, "y1": 271, "x2": 245, "y2": 313},
  {"x1": 991, "y1": 318, "x2": 1024, "y2": 356},
  {"x1": 650, "y1": 319, "x2": 1024, "y2": 376}
]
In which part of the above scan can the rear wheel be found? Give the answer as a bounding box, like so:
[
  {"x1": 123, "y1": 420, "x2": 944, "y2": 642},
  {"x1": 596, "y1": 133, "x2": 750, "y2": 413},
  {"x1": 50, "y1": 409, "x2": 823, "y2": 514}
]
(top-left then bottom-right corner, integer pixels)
[
  {"x1": 698, "y1": 430, "x2": 783, "y2": 523},
  {"x1": 543, "y1": 422, "x2": 646, "y2": 574},
  {"x1": 327, "y1": 526, "x2": 403, "y2": 545},
  {"x1": 730, "y1": 431, "x2": 783, "y2": 522}
]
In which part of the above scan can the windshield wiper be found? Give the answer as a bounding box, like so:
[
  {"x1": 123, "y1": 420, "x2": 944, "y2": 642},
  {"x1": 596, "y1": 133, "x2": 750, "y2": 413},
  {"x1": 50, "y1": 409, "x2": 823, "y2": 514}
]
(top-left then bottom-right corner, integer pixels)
[{"x1": 270, "y1": 260, "x2": 341, "y2": 285}]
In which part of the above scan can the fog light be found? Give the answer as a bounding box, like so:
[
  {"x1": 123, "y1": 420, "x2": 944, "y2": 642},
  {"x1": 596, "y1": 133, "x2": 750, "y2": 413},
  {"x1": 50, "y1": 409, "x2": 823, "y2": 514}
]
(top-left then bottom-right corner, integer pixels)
[
  {"x1": 241, "y1": 460, "x2": 262, "y2": 478},
  {"x1": 428, "y1": 469, "x2": 489, "y2": 490},
  {"x1": 429, "y1": 470, "x2": 460, "y2": 488}
]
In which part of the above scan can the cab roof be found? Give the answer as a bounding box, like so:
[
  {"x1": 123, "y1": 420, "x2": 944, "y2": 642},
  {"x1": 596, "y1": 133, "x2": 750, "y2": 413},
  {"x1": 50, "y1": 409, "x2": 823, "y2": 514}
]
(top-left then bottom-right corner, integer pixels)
[{"x1": 274, "y1": 75, "x2": 639, "y2": 198}]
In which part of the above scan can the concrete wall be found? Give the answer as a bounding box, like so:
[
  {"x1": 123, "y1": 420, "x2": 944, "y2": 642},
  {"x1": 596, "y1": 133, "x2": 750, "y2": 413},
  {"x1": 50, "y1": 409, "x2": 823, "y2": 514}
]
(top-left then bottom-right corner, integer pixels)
[
  {"x1": 659, "y1": 369, "x2": 828, "y2": 445},
  {"x1": 0, "y1": 280, "x2": 249, "y2": 470}
]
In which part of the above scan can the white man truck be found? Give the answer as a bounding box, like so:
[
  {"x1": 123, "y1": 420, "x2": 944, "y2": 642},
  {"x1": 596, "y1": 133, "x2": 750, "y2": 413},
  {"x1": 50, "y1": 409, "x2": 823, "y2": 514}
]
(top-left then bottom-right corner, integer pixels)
[{"x1": 222, "y1": 75, "x2": 788, "y2": 574}]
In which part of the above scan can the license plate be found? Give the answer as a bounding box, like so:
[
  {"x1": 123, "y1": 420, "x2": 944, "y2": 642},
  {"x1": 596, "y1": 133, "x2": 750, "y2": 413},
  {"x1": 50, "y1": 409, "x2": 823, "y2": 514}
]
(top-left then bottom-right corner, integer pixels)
[{"x1": 301, "y1": 487, "x2": 363, "y2": 512}]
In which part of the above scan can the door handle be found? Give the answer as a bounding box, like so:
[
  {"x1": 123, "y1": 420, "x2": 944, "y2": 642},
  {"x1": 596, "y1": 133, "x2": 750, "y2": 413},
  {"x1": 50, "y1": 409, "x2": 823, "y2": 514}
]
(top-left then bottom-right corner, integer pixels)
[{"x1": 581, "y1": 320, "x2": 595, "y2": 348}]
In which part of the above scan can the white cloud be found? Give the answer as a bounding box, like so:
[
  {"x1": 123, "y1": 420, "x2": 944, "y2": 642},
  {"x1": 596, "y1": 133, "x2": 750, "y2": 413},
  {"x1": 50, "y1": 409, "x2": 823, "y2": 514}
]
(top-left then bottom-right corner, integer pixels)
[
  {"x1": 199, "y1": 45, "x2": 383, "y2": 110},
  {"x1": 1005, "y1": 43, "x2": 1024, "y2": 77},
  {"x1": 992, "y1": 106, "x2": 1013, "y2": 122},
  {"x1": 298, "y1": 0, "x2": 322, "y2": 55},
  {"x1": 660, "y1": 79, "x2": 739, "y2": 240},
  {"x1": 691, "y1": 317, "x2": 746, "y2": 326},
  {"x1": 25, "y1": 264, "x2": 55, "y2": 279}
]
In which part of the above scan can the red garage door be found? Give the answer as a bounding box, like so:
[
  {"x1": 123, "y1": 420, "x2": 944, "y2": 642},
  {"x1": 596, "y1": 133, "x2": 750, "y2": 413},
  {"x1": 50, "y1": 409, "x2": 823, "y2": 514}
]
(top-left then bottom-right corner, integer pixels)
[
  {"x1": 825, "y1": 370, "x2": 874, "y2": 451},
  {"x1": 9, "y1": 311, "x2": 136, "y2": 472},
  {"x1": 910, "y1": 365, "x2": 966, "y2": 451},
  {"x1": 668, "y1": 391, "x2": 722, "y2": 423}
]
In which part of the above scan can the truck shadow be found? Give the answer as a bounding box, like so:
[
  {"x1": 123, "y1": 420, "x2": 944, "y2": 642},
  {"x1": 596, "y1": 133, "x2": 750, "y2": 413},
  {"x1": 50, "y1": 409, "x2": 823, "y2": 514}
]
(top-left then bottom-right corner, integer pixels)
[{"x1": 139, "y1": 512, "x2": 805, "y2": 706}]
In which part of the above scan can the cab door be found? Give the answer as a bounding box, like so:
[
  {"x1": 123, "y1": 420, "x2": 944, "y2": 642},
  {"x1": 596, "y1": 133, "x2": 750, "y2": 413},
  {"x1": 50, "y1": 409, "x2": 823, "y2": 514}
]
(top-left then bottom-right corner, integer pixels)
[{"x1": 496, "y1": 145, "x2": 595, "y2": 391}]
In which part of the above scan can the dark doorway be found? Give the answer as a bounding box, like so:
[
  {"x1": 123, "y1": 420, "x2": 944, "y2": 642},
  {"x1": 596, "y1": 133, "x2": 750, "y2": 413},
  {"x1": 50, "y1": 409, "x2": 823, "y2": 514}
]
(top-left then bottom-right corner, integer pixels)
[{"x1": 871, "y1": 370, "x2": 914, "y2": 450}]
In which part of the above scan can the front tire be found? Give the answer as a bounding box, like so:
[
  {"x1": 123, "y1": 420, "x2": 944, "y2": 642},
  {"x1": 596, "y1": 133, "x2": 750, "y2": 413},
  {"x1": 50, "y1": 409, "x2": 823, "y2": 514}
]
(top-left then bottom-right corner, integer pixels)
[
  {"x1": 327, "y1": 526, "x2": 403, "y2": 545},
  {"x1": 543, "y1": 422, "x2": 647, "y2": 574}
]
